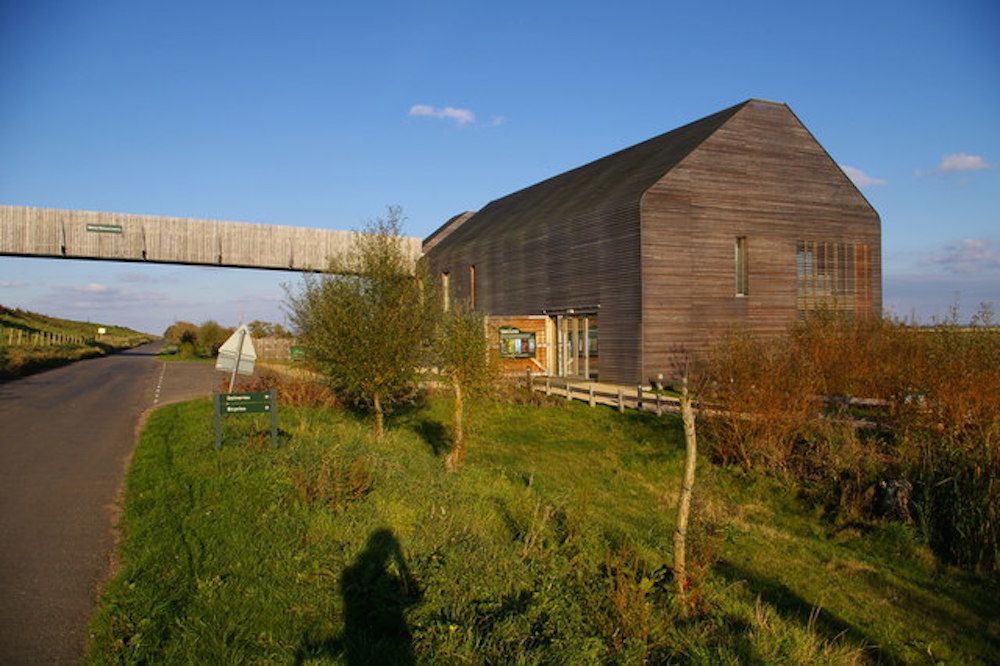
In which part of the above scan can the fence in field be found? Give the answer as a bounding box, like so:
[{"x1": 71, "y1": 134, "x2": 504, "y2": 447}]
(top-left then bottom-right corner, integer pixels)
[
  {"x1": 0, "y1": 326, "x2": 90, "y2": 347},
  {"x1": 526, "y1": 373, "x2": 682, "y2": 415},
  {"x1": 254, "y1": 336, "x2": 294, "y2": 361}
]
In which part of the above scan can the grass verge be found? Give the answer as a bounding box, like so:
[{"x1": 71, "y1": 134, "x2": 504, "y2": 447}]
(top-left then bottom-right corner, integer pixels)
[{"x1": 88, "y1": 397, "x2": 999, "y2": 664}]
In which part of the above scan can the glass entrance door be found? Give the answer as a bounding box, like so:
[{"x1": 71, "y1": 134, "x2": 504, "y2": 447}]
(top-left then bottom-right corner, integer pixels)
[{"x1": 552, "y1": 314, "x2": 598, "y2": 379}]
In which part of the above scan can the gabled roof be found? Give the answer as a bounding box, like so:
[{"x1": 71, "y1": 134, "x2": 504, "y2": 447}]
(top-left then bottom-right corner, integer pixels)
[
  {"x1": 426, "y1": 100, "x2": 751, "y2": 251},
  {"x1": 422, "y1": 211, "x2": 476, "y2": 253}
]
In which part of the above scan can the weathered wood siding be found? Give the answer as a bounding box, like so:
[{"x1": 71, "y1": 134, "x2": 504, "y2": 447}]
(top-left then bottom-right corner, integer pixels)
[
  {"x1": 639, "y1": 101, "x2": 882, "y2": 381},
  {"x1": 427, "y1": 204, "x2": 644, "y2": 384},
  {"x1": 0, "y1": 206, "x2": 422, "y2": 272}
]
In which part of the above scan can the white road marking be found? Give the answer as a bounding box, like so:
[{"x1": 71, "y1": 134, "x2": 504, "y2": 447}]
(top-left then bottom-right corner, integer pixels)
[{"x1": 153, "y1": 363, "x2": 166, "y2": 404}]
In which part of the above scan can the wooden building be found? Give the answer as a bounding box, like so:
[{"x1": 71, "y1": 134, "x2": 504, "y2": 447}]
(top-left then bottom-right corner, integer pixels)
[{"x1": 423, "y1": 99, "x2": 881, "y2": 384}]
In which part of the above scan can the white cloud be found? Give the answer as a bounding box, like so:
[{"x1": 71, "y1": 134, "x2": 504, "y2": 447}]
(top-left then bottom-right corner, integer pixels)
[
  {"x1": 0, "y1": 280, "x2": 27, "y2": 288},
  {"x1": 46, "y1": 283, "x2": 177, "y2": 312},
  {"x1": 917, "y1": 152, "x2": 992, "y2": 176},
  {"x1": 408, "y1": 104, "x2": 476, "y2": 125},
  {"x1": 488, "y1": 115, "x2": 507, "y2": 127},
  {"x1": 936, "y1": 152, "x2": 990, "y2": 173},
  {"x1": 924, "y1": 238, "x2": 1000, "y2": 275},
  {"x1": 841, "y1": 164, "x2": 886, "y2": 187}
]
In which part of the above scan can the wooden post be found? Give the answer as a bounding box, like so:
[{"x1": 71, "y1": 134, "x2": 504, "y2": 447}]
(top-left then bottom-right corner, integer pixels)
[
  {"x1": 556, "y1": 315, "x2": 564, "y2": 377},
  {"x1": 570, "y1": 317, "x2": 578, "y2": 377},
  {"x1": 565, "y1": 380, "x2": 572, "y2": 401},
  {"x1": 588, "y1": 383, "x2": 595, "y2": 407},
  {"x1": 270, "y1": 389, "x2": 279, "y2": 448},
  {"x1": 526, "y1": 369, "x2": 532, "y2": 392},
  {"x1": 582, "y1": 316, "x2": 590, "y2": 379},
  {"x1": 545, "y1": 376, "x2": 551, "y2": 396},
  {"x1": 637, "y1": 384, "x2": 643, "y2": 411},
  {"x1": 674, "y1": 376, "x2": 698, "y2": 608},
  {"x1": 617, "y1": 389, "x2": 624, "y2": 413},
  {"x1": 656, "y1": 392, "x2": 662, "y2": 416}
]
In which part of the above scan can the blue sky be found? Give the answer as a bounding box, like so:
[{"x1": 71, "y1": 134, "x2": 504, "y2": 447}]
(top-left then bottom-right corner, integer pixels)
[{"x1": 1, "y1": 0, "x2": 997, "y2": 333}]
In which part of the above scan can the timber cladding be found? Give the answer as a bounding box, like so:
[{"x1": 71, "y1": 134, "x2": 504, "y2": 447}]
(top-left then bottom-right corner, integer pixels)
[
  {"x1": 425, "y1": 99, "x2": 881, "y2": 385},
  {"x1": 0, "y1": 206, "x2": 423, "y2": 272}
]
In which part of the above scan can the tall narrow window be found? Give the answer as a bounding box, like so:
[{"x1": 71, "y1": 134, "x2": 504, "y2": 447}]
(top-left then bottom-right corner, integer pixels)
[
  {"x1": 441, "y1": 272, "x2": 450, "y2": 312},
  {"x1": 469, "y1": 264, "x2": 477, "y2": 309},
  {"x1": 735, "y1": 237, "x2": 749, "y2": 296}
]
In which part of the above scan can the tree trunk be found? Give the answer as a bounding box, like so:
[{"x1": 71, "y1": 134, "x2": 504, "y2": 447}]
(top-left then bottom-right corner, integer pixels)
[
  {"x1": 373, "y1": 392, "x2": 384, "y2": 440},
  {"x1": 445, "y1": 380, "x2": 464, "y2": 471},
  {"x1": 673, "y1": 379, "x2": 698, "y2": 605}
]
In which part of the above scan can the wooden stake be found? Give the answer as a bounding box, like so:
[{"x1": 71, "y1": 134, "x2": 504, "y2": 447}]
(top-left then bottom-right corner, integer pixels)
[{"x1": 673, "y1": 376, "x2": 698, "y2": 609}]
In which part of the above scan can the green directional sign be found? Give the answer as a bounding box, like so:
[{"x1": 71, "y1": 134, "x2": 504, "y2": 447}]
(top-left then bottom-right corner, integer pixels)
[
  {"x1": 289, "y1": 346, "x2": 306, "y2": 362},
  {"x1": 224, "y1": 392, "x2": 270, "y2": 403},
  {"x1": 214, "y1": 390, "x2": 280, "y2": 450},
  {"x1": 86, "y1": 223, "x2": 123, "y2": 234},
  {"x1": 224, "y1": 402, "x2": 270, "y2": 414}
]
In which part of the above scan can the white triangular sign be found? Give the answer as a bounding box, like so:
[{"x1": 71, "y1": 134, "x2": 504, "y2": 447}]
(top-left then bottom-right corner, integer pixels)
[{"x1": 215, "y1": 325, "x2": 257, "y2": 376}]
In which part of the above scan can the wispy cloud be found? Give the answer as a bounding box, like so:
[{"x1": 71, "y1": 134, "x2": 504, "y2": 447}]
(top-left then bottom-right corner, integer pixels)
[
  {"x1": 45, "y1": 283, "x2": 177, "y2": 311},
  {"x1": 409, "y1": 104, "x2": 476, "y2": 125},
  {"x1": 917, "y1": 152, "x2": 992, "y2": 176},
  {"x1": 0, "y1": 280, "x2": 27, "y2": 288},
  {"x1": 884, "y1": 271, "x2": 998, "y2": 324},
  {"x1": 841, "y1": 164, "x2": 886, "y2": 187},
  {"x1": 922, "y1": 238, "x2": 1000, "y2": 275},
  {"x1": 117, "y1": 271, "x2": 178, "y2": 284}
]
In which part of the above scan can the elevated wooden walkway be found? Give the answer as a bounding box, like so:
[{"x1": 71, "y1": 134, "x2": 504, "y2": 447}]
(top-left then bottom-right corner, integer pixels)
[{"x1": 0, "y1": 205, "x2": 422, "y2": 272}]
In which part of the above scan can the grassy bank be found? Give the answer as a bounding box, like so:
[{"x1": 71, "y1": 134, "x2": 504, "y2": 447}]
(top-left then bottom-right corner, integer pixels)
[
  {"x1": 88, "y1": 396, "x2": 999, "y2": 664},
  {"x1": 0, "y1": 305, "x2": 153, "y2": 379}
]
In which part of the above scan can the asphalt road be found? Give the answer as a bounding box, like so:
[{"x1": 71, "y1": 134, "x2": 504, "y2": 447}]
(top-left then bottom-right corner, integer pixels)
[{"x1": 0, "y1": 344, "x2": 218, "y2": 664}]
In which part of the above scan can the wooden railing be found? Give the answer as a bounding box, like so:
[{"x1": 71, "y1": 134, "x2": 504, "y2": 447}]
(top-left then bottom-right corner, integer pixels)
[{"x1": 526, "y1": 373, "x2": 681, "y2": 415}]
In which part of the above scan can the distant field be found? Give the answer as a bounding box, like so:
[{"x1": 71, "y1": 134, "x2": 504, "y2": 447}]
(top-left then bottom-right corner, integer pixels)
[
  {"x1": 87, "y1": 395, "x2": 999, "y2": 664},
  {"x1": 0, "y1": 305, "x2": 154, "y2": 379}
]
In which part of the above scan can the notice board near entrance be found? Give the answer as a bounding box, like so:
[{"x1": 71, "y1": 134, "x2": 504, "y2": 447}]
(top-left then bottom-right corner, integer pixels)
[{"x1": 487, "y1": 315, "x2": 549, "y2": 375}]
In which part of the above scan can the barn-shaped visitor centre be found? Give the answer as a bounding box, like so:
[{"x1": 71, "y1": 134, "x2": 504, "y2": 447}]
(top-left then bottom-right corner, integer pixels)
[{"x1": 423, "y1": 99, "x2": 882, "y2": 385}]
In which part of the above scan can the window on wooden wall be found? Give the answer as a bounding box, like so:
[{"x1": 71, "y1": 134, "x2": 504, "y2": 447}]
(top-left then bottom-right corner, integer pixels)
[
  {"x1": 735, "y1": 237, "x2": 749, "y2": 296},
  {"x1": 469, "y1": 264, "x2": 477, "y2": 309},
  {"x1": 441, "y1": 272, "x2": 450, "y2": 312},
  {"x1": 796, "y1": 240, "x2": 873, "y2": 318}
]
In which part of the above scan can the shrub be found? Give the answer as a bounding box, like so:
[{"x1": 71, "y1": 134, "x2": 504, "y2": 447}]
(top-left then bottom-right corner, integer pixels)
[
  {"x1": 696, "y1": 330, "x2": 819, "y2": 471},
  {"x1": 230, "y1": 372, "x2": 338, "y2": 409},
  {"x1": 698, "y1": 305, "x2": 1000, "y2": 571}
]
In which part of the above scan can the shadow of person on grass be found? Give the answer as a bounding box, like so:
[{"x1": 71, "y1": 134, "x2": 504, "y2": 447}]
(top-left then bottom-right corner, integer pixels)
[
  {"x1": 338, "y1": 528, "x2": 421, "y2": 665},
  {"x1": 295, "y1": 529, "x2": 421, "y2": 665}
]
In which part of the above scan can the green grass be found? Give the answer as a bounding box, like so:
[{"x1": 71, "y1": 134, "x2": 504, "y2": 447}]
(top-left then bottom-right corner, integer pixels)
[
  {"x1": 0, "y1": 304, "x2": 154, "y2": 378},
  {"x1": 87, "y1": 396, "x2": 999, "y2": 664}
]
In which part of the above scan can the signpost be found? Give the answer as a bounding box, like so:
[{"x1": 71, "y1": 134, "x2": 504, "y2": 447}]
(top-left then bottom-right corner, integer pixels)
[{"x1": 214, "y1": 389, "x2": 278, "y2": 450}]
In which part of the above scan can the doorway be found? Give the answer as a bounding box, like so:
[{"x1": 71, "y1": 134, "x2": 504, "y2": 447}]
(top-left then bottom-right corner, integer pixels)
[{"x1": 548, "y1": 308, "x2": 598, "y2": 379}]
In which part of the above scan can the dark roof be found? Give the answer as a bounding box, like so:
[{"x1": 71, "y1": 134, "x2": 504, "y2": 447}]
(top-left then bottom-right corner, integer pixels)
[
  {"x1": 427, "y1": 99, "x2": 752, "y2": 250},
  {"x1": 422, "y1": 211, "x2": 476, "y2": 253}
]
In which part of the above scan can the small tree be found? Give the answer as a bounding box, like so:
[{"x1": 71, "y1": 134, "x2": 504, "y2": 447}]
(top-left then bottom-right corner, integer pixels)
[
  {"x1": 285, "y1": 207, "x2": 436, "y2": 439},
  {"x1": 437, "y1": 304, "x2": 499, "y2": 471},
  {"x1": 197, "y1": 320, "x2": 232, "y2": 357},
  {"x1": 673, "y1": 373, "x2": 698, "y2": 607}
]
